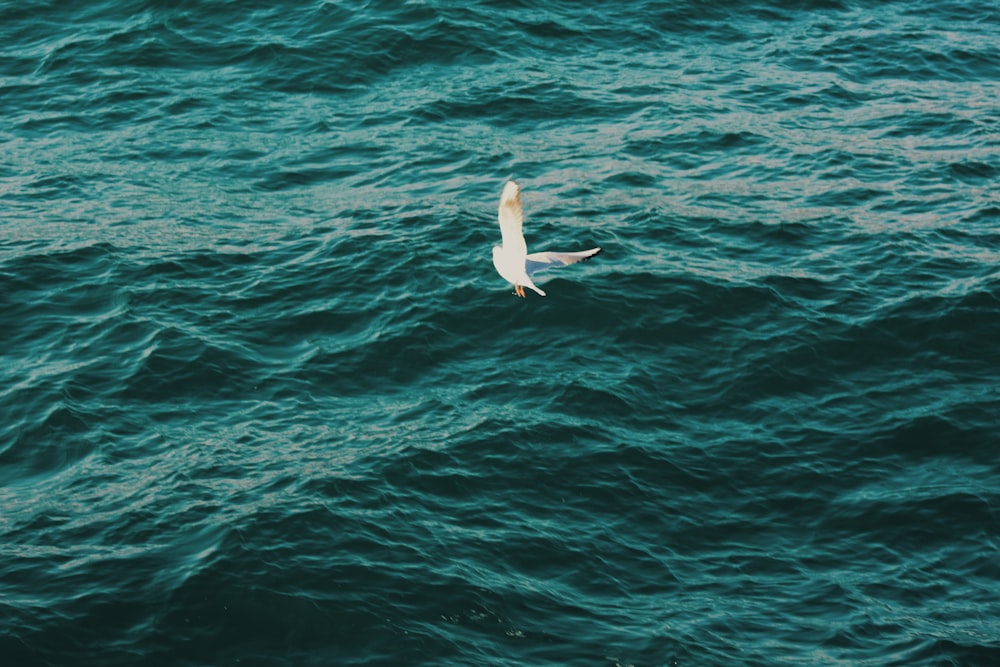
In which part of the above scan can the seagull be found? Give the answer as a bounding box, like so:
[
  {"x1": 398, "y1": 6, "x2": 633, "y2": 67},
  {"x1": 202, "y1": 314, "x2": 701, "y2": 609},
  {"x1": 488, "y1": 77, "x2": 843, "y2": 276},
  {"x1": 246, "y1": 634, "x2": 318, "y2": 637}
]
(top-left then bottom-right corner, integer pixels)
[{"x1": 492, "y1": 180, "x2": 601, "y2": 297}]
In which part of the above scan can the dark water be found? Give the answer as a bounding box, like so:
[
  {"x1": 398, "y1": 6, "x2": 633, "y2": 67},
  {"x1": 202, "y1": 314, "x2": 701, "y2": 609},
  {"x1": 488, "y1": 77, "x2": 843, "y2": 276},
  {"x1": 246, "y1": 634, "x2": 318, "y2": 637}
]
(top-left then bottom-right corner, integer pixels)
[{"x1": 2, "y1": 0, "x2": 999, "y2": 665}]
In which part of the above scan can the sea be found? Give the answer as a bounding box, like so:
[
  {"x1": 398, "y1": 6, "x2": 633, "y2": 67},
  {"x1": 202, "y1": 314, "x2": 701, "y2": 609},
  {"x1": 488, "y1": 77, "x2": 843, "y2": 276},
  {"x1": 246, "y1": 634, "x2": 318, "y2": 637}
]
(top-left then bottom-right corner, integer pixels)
[{"x1": 1, "y1": 0, "x2": 998, "y2": 665}]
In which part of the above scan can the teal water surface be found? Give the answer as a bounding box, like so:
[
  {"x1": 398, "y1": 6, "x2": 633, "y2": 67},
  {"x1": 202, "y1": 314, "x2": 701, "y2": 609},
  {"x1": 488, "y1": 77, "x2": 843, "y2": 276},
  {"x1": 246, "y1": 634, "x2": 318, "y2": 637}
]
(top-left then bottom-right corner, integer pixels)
[{"x1": 2, "y1": 1, "x2": 999, "y2": 665}]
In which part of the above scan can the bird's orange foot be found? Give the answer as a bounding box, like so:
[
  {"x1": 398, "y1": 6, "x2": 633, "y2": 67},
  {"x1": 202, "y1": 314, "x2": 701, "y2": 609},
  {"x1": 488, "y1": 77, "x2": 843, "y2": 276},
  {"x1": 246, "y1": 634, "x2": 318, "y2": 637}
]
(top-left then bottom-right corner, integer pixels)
[{"x1": 515, "y1": 284, "x2": 525, "y2": 297}]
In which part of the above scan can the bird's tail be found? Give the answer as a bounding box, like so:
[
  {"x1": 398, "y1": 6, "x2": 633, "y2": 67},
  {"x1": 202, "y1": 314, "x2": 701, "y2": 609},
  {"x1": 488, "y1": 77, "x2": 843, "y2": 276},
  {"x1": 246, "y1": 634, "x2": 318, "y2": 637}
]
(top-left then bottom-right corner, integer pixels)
[{"x1": 524, "y1": 278, "x2": 546, "y2": 297}]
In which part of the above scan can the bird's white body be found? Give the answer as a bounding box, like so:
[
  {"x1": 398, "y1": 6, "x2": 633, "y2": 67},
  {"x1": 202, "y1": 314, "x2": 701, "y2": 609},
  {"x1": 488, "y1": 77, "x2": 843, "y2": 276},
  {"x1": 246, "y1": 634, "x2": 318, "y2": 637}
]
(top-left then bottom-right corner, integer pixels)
[{"x1": 491, "y1": 180, "x2": 601, "y2": 298}]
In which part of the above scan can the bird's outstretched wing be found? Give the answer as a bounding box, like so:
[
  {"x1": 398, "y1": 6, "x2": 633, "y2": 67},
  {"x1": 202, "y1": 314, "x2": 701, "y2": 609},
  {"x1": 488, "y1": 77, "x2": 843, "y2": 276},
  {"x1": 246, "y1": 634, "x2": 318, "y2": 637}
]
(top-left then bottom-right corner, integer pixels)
[
  {"x1": 525, "y1": 247, "x2": 602, "y2": 277},
  {"x1": 497, "y1": 180, "x2": 527, "y2": 256}
]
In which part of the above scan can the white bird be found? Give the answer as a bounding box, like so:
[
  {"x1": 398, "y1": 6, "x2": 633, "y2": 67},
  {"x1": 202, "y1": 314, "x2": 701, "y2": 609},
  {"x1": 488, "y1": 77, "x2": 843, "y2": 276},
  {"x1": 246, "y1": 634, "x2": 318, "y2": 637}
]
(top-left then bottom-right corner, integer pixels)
[{"x1": 491, "y1": 180, "x2": 601, "y2": 297}]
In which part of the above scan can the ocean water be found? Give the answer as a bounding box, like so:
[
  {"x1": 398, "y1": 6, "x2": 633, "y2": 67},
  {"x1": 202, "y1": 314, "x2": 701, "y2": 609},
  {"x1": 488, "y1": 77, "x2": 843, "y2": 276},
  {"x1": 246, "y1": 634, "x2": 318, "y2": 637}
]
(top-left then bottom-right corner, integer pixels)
[{"x1": 2, "y1": 0, "x2": 999, "y2": 664}]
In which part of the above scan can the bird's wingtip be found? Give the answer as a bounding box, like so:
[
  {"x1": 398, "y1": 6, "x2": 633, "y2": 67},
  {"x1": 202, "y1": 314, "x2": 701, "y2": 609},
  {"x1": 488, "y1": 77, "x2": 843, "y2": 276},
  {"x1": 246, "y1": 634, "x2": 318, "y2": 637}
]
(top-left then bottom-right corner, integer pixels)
[{"x1": 501, "y1": 180, "x2": 520, "y2": 200}]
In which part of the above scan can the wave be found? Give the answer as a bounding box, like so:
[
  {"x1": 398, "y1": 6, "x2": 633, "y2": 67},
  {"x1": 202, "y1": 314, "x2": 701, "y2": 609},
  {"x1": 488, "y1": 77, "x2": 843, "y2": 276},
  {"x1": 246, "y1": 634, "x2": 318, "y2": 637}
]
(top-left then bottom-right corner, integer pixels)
[{"x1": 2, "y1": 1, "x2": 999, "y2": 665}]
